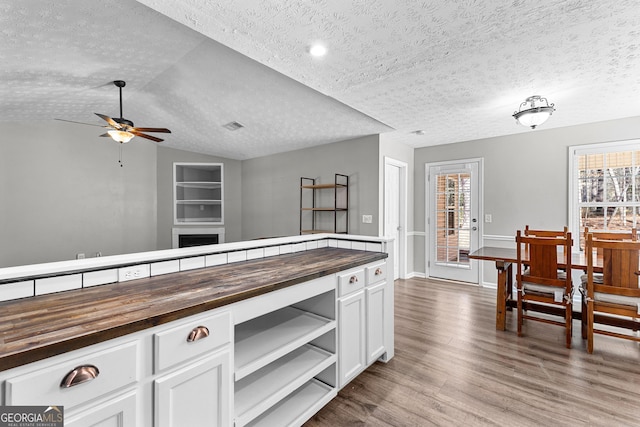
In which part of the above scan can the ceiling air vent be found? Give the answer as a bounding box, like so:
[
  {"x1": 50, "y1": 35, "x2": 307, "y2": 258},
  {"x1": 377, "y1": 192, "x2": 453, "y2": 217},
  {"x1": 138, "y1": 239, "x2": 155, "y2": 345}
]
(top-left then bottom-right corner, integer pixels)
[{"x1": 222, "y1": 121, "x2": 244, "y2": 131}]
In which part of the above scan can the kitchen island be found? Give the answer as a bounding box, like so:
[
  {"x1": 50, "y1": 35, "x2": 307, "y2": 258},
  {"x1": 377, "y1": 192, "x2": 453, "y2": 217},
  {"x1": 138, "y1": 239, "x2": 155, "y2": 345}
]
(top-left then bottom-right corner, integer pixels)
[{"x1": 0, "y1": 234, "x2": 393, "y2": 427}]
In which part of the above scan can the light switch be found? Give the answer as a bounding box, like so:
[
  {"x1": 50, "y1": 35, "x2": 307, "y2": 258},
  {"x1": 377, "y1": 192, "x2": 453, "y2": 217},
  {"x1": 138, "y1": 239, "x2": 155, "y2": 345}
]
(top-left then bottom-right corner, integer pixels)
[
  {"x1": 484, "y1": 214, "x2": 492, "y2": 223},
  {"x1": 362, "y1": 214, "x2": 373, "y2": 224}
]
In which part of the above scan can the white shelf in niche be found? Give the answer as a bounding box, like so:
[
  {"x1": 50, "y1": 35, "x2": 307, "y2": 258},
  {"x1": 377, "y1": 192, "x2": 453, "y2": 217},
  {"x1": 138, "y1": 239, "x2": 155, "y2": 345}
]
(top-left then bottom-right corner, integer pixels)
[
  {"x1": 235, "y1": 344, "x2": 336, "y2": 427},
  {"x1": 244, "y1": 378, "x2": 336, "y2": 427},
  {"x1": 175, "y1": 182, "x2": 222, "y2": 189},
  {"x1": 174, "y1": 162, "x2": 223, "y2": 225},
  {"x1": 234, "y1": 307, "x2": 335, "y2": 381}
]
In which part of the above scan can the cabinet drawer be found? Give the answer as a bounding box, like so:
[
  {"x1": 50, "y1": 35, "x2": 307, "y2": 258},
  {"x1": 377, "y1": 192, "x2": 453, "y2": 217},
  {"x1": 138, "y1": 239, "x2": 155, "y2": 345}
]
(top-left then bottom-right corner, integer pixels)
[
  {"x1": 154, "y1": 310, "x2": 231, "y2": 373},
  {"x1": 5, "y1": 341, "x2": 138, "y2": 410},
  {"x1": 366, "y1": 262, "x2": 387, "y2": 286},
  {"x1": 338, "y1": 269, "x2": 365, "y2": 297}
]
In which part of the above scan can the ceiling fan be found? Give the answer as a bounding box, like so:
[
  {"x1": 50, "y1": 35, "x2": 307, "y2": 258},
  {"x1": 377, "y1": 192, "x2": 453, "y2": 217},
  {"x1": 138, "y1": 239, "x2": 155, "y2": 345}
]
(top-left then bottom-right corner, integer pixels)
[{"x1": 57, "y1": 80, "x2": 171, "y2": 143}]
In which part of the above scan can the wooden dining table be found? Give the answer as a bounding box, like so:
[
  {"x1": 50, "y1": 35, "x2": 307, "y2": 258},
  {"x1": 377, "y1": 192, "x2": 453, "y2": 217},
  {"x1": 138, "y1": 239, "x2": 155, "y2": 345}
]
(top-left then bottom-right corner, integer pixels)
[{"x1": 468, "y1": 246, "x2": 594, "y2": 330}]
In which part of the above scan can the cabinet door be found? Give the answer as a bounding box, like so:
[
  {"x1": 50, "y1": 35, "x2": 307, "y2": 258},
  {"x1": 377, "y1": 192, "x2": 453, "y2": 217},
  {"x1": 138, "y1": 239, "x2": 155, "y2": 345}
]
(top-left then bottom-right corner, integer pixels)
[
  {"x1": 154, "y1": 351, "x2": 231, "y2": 427},
  {"x1": 65, "y1": 391, "x2": 137, "y2": 427},
  {"x1": 338, "y1": 291, "x2": 365, "y2": 388},
  {"x1": 366, "y1": 282, "x2": 387, "y2": 365}
]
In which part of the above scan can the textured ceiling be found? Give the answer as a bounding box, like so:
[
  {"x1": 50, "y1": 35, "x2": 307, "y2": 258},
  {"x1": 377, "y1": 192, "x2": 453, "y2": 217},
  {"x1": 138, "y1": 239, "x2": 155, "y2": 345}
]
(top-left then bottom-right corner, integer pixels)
[{"x1": 2, "y1": 0, "x2": 640, "y2": 159}]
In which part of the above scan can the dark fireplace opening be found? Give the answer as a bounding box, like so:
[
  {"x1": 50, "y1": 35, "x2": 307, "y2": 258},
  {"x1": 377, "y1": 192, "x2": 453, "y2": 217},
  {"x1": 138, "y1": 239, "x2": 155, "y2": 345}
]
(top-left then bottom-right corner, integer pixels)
[{"x1": 178, "y1": 234, "x2": 219, "y2": 248}]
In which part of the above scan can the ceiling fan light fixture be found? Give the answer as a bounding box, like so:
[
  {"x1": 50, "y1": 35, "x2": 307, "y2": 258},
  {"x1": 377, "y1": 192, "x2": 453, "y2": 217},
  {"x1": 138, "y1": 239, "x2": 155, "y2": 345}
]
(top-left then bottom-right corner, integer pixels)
[
  {"x1": 108, "y1": 129, "x2": 135, "y2": 143},
  {"x1": 513, "y1": 95, "x2": 555, "y2": 129}
]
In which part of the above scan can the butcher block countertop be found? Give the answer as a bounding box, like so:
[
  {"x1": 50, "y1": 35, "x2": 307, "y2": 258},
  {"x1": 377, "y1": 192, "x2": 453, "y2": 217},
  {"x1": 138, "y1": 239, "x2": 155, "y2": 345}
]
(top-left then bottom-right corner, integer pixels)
[{"x1": 0, "y1": 247, "x2": 387, "y2": 371}]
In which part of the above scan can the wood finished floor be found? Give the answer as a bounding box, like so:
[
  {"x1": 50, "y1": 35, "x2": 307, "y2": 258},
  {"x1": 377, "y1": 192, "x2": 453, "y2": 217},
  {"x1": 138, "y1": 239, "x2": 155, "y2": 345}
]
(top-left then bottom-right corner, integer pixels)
[{"x1": 304, "y1": 278, "x2": 640, "y2": 427}]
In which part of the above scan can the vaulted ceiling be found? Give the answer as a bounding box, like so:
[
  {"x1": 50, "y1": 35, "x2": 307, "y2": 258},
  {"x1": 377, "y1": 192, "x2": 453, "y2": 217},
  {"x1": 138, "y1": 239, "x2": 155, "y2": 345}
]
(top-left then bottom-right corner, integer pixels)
[{"x1": 2, "y1": 0, "x2": 639, "y2": 159}]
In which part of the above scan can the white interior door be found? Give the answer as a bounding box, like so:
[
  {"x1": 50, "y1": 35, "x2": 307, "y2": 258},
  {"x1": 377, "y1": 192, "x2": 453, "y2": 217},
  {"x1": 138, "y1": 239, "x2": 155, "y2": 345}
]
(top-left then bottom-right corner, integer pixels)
[
  {"x1": 384, "y1": 158, "x2": 407, "y2": 280},
  {"x1": 427, "y1": 160, "x2": 481, "y2": 283}
]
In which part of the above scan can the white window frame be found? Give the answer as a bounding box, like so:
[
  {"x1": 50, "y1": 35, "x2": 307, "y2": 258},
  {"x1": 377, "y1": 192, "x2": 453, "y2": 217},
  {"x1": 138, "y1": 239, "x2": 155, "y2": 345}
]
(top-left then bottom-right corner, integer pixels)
[{"x1": 568, "y1": 139, "x2": 640, "y2": 251}]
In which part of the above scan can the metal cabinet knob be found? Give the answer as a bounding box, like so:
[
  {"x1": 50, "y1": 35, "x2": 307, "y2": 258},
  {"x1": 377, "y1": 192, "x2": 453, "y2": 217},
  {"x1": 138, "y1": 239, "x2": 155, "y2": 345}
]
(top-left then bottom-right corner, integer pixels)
[
  {"x1": 187, "y1": 326, "x2": 210, "y2": 342},
  {"x1": 349, "y1": 276, "x2": 359, "y2": 284},
  {"x1": 60, "y1": 365, "x2": 100, "y2": 388},
  {"x1": 375, "y1": 268, "x2": 383, "y2": 275}
]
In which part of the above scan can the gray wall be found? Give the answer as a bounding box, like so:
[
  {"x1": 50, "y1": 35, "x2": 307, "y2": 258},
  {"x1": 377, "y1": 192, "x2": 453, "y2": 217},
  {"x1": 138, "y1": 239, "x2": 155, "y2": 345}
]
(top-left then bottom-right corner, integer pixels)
[
  {"x1": 241, "y1": 135, "x2": 380, "y2": 240},
  {"x1": 413, "y1": 116, "x2": 640, "y2": 276},
  {"x1": 1, "y1": 121, "x2": 158, "y2": 267},
  {"x1": 156, "y1": 146, "x2": 242, "y2": 249}
]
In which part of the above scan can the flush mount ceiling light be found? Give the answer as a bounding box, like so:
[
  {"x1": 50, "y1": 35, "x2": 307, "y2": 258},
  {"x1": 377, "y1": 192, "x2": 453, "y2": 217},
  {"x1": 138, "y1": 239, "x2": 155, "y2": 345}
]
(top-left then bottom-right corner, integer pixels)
[
  {"x1": 309, "y1": 43, "x2": 327, "y2": 57},
  {"x1": 513, "y1": 95, "x2": 555, "y2": 129}
]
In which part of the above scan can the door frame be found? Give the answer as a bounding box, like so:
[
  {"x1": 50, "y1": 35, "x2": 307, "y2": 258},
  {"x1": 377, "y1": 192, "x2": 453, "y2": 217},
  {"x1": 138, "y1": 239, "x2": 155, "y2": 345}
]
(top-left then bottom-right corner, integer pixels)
[
  {"x1": 425, "y1": 158, "x2": 484, "y2": 283},
  {"x1": 384, "y1": 157, "x2": 408, "y2": 280}
]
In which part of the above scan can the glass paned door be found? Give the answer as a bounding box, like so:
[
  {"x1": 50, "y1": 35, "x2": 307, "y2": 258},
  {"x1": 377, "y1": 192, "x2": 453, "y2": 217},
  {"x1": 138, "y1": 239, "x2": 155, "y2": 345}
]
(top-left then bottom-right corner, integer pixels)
[{"x1": 428, "y1": 161, "x2": 480, "y2": 283}]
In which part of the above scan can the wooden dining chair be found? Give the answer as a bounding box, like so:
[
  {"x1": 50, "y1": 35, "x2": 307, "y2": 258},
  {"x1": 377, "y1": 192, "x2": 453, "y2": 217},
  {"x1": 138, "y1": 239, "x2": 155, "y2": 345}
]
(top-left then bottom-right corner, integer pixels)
[
  {"x1": 516, "y1": 230, "x2": 573, "y2": 348},
  {"x1": 583, "y1": 234, "x2": 640, "y2": 353},
  {"x1": 524, "y1": 225, "x2": 568, "y2": 238},
  {"x1": 580, "y1": 227, "x2": 638, "y2": 338},
  {"x1": 583, "y1": 226, "x2": 638, "y2": 252},
  {"x1": 524, "y1": 225, "x2": 570, "y2": 274}
]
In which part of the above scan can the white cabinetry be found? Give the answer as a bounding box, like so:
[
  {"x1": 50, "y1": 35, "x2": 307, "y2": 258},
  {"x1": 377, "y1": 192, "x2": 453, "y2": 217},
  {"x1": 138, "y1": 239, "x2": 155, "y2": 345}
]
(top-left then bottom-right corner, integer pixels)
[
  {"x1": 154, "y1": 352, "x2": 230, "y2": 427},
  {"x1": 338, "y1": 260, "x2": 389, "y2": 388},
  {"x1": 337, "y1": 289, "x2": 365, "y2": 387},
  {"x1": 65, "y1": 391, "x2": 137, "y2": 427},
  {"x1": 153, "y1": 310, "x2": 232, "y2": 427},
  {"x1": 3, "y1": 340, "x2": 139, "y2": 426},
  {"x1": 174, "y1": 163, "x2": 223, "y2": 225},
  {"x1": 0, "y1": 309, "x2": 233, "y2": 427},
  {"x1": 234, "y1": 289, "x2": 337, "y2": 427},
  {"x1": 365, "y1": 262, "x2": 388, "y2": 365}
]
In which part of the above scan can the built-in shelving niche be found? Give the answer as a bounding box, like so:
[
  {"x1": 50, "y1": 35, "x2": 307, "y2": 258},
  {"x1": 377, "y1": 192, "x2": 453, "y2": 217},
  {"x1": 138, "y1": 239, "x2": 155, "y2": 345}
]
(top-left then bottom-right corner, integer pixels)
[{"x1": 234, "y1": 290, "x2": 337, "y2": 427}]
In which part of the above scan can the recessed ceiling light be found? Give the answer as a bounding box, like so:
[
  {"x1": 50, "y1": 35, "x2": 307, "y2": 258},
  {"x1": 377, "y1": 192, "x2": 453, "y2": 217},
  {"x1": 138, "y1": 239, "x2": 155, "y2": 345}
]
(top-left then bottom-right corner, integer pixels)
[{"x1": 309, "y1": 43, "x2": 327, "y2": 57}]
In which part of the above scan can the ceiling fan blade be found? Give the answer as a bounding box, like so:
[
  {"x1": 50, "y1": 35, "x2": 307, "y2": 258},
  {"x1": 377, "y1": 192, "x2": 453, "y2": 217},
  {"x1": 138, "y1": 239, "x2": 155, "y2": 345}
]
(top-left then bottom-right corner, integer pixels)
[
  {"x1": 131, "y1": 127, "x2": 171, "y2": 133},
  {"x1": 55, "y1": 118, "x2": 106, "y2": 128},
  {"x1": 130, "y1": 131, "x2": 163, "y2": 143},
  {"x1": 94, "y1": 113, "x2": 122, "y2": 129}
]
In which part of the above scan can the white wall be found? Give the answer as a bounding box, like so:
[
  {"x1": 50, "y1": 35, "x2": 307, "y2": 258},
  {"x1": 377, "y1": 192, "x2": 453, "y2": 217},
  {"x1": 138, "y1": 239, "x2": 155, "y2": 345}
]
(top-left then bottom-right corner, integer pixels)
[{"x1": 413, "y1": 116, "x2": 640, "y2": 281}]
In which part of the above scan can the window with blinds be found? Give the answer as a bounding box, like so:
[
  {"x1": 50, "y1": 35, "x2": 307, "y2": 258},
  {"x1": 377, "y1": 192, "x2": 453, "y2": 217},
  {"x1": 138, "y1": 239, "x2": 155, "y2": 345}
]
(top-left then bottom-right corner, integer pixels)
[{"x1": 571, "y1": 141, "x2": 640, "y2": 249}]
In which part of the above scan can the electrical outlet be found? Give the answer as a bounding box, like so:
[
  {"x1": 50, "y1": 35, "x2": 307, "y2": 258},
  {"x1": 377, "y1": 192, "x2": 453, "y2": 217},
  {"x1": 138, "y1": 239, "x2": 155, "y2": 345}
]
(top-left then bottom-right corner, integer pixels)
[
  {"x1": 118, "y1": 264, "x2": 150, "y2": 282},
  {"x1": 76, "y1": 253, "x2": 85, "y2": 259},
  {"x1": 362, "y1": 214, "x2": 373, "y2": 224}
]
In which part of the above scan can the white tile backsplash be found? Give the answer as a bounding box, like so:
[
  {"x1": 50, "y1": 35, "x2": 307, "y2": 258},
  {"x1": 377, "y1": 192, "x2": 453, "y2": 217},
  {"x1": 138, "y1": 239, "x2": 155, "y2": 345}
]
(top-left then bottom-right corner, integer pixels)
[
  {"x1": 83, "y1": 269, "x2": 118, "y2": 287},
  {"x1": 228, "y1": 251, "x2": 247, "y2": 263},
  {"x1": 292, "y1": 243, "x2": 306, "y2": 253},
  {"x1": 337, "y1": 240, "x2": 352, "y2": 249},
  {"x1": 180, "y1": 257, "x2": 205, "y2": 271},
  {"x1": 264, "y1": 246, "x2": 280, "y2": 257},
  {"x1": 366, "y1": 242, "x2": 383, "y2": 252},
  {"x1": 247, "y1": 248, "x2": 264, "y2": 260},
  {"x1": 352, "y1": 241, "x2": 366, "y2": 251},
  {"x1": 36, "y1": 275, "x2": 82, "y2": 296},
  {"x1": 1, "y1": 236, "x2": 388, "y2": 301},
  {"x1": 151, "y1": 260, "x2": 180, "y2": 276},
  {"x1": 206, "y1": 253, "x2": 228, "y2": 267},
  {"x1": 279, "y1": 244, "x2": 293, "y2": 254},
  {"x1": 0, "y1": 280, "x2": 33, "y2": 301}
]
